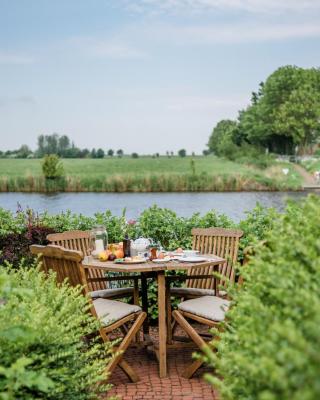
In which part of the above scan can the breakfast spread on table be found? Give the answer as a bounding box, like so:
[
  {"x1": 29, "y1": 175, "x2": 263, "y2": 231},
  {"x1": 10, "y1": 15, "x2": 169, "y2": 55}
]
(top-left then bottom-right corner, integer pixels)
[
  {"x1": 93, "y1": 240, "x2": 207, "y2": 264},
  {"x1": 88, "y1": 227, "x2": 209, "y2": 264}
]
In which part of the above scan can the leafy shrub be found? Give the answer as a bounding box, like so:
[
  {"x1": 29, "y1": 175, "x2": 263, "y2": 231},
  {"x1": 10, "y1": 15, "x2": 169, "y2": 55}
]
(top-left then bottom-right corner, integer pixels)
[
  {"x1": 0, "y1": 211, "x2": 54, "y2": 268},
  {"x1": 205, "y1": 195, "x2": 320, "y2": 400},
  {"x1": 0, "y1": 207, "x2": 28, "y2": 236},
  {"x1": 0, "y1": 264, "x2": 111, "y2": 399},
  {"x1": 238, "y1": 204, "x2": 279, "y2": 262},
  {"x1": 234, "y1": 145, "x2": 275, "y2": 169},
  {"x1": 42, "y1": 155, "x2": 64, "y2": 179}
]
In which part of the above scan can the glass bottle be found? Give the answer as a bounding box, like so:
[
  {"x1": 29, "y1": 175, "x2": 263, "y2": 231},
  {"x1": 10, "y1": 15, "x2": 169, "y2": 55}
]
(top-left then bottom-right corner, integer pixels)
[
  {"x1": 90, "y1": 225, "x2": 108, "y2": 255},
  {"x1": 123, "y1": 234, "x2": 131, "y2": 257}
]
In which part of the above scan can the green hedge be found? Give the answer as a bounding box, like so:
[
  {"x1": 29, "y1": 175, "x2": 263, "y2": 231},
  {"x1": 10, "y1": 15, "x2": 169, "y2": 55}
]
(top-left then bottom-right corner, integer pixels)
[
  {"x1": 0, "y1": 204, "x2": 277, "y2": 259},
  {"x1": 0, "y1": 264, "x2": 112, "y2": 399},
  {"x1": 204, "y1": 195, "x2": 320, "y2": 399}
]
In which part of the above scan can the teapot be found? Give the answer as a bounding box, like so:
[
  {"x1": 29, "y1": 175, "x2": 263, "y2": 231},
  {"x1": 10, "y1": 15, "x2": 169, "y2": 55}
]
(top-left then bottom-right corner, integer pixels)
[{"x1": 131, "y1": 237, "x2": 153, "y2": 256}]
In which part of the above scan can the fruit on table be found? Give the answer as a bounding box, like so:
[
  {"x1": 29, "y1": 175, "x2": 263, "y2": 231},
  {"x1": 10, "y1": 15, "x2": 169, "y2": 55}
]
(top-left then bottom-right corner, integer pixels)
[
  {"x1": 115, "y1": 249, "x2": 124, "y2": 259},
  {"x1": 158, "y1": 252, "x2": 165, "y2": 259},
  {"x1": 108, "y1": 243, "x2": 123, "y2": 251},
  {"x1": 176, "y1": 247, "x2": 183, "y2": 253},
  {"x1": 108, "y1": 253, "x2": 117, "y2": 261},
  {"x1": 99, "y1": 250, "x2": 111, "y2": 261}
]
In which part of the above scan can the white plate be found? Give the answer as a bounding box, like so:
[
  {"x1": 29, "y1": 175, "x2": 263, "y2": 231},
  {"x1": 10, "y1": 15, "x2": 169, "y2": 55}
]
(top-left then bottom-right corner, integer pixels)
[
  {"x1": 183, "y1": 250, "x2": 200, "y2": 256},
  {"x1": 171, "y1": 250, "x2": 200, "y2": 256},
  {"x1": 152, "y1": 258, "x2": 171, "y2": 263},
  {"x1": 177, "y1": 256, "x2": 208, "y2": 263}
]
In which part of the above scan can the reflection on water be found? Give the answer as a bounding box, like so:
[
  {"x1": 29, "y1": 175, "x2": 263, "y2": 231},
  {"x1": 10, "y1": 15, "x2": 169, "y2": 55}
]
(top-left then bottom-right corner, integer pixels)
[{"x1": 0, "y1": 191, "x2": 315, "y2": 222}]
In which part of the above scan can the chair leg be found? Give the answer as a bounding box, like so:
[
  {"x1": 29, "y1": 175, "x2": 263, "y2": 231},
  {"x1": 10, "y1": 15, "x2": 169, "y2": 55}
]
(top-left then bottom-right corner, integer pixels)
[
  {"x1": 172, "y1": 310, "x2": 207, "y2": 379},
  {"x1": 182, "y1": 359, "x2": 204, "y2": 379},
  {"x1": 166, "y1": 284, "x2": 173, "y2": 344},
  {"x1": 106, "y1": 311, "x2": 146, "y2": 381},
  {"x1": 119, "y1": 359, "x2": 139, "y2": 383},
  {"x1": 133, "y1": 280, "x2": 141, "y2": 343},
  {"x1": 133, "y1": 279, "x2": 140, "y2": 306}
]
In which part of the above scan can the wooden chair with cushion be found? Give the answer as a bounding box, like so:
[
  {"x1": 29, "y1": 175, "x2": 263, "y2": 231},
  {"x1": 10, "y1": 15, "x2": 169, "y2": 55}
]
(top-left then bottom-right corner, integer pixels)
[
  {"x1": 166, "y1": 227, "x2": 243, "y2": 342},
  {"x1": 47, "y1": 230, "x2": 139, "y2": 303},
  {"x1": 172, "y1": 233, "x2": 249, "y2": 379},
  {"x1": 172, "y1": 295, "x2": 229, "y2": 379},
  {"x1": 30, "y1": 244, "x2": 146, "y2": 382}
]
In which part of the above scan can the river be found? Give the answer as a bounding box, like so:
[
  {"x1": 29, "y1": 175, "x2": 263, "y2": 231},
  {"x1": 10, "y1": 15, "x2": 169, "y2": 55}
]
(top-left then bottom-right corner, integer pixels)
[{"x1": 0, "y1": 191, "x2": 314, "y2": 222}]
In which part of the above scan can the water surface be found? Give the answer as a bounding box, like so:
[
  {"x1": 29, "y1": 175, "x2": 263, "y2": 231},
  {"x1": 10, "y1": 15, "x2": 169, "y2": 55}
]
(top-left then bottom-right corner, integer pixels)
[{"x1": 0, "y1": 191, "x2": 313, "y2": 222}]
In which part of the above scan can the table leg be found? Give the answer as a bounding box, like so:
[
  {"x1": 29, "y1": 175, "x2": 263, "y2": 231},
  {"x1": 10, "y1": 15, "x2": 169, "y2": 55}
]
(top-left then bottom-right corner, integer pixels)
[
  {"x1": 213, "y1": 264, "x2": 219, "y2": 297},
  {"x1": 141, "y1": 273, "x2": 149, "y2": 335},
  {"x1": 158, "y1": 271, "x2": 167, "y2": 378}
]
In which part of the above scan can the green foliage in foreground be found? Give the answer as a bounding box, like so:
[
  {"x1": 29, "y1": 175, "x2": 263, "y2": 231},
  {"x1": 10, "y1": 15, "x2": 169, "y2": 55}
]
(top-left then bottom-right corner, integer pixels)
[
  {"x1": 0, "y1": 265, "x2": 111, "y2": 399},
  {"x1": 204, "y1": 195, "x2": 320, "y2": 400}
]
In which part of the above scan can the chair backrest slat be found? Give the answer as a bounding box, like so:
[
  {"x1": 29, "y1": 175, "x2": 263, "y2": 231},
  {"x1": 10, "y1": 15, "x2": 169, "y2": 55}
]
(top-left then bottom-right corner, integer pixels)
[
  {"x1": 30, "y1": 244, "x2": 87, "y2": 293},
  {"x1": 47, "y1": 230, "x2": 106, "y2": 291},
  {"x1": 186, "y1": 227, "x2": 243, "y2": 290}
]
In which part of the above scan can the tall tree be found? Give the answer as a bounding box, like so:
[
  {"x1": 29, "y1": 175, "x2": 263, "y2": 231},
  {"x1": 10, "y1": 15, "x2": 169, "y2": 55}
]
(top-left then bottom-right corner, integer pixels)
[
  {"x1": 116, "y1": 149, "x2": 124, "y2": 158},
  {"x1": 96, "y1": 148, "x2": 105, "y2": 158},
  {"x1": 208, "y1": 120, "x2": 238, "y2": 156},
  {"x1": 238, "y1": 66, "x2": 320, "y2": 154},
  {"x1": 58, "y1": 135, "x2": 71, "y2": 156}
]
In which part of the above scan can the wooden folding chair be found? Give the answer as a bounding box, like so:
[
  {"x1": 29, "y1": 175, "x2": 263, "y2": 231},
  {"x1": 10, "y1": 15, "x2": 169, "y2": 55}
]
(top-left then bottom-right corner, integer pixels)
[
  {"x1": 172, "y1": 295, "x2": 229, "y2": 379},
  {"x1": 47, "y1": 231, "x2": 139, "y2": 304},
  {"x1": 166, "y1": 227, "x2": 243, "y2": 343},
  {"x1": 30, "y1": 244, "x2": 146, "y2": 382}
]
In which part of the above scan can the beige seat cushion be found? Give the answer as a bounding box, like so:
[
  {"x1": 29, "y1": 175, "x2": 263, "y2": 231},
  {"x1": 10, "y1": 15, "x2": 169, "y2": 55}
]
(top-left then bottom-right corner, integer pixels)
[
  {"x1": 93, "y1": 298, "x2": 141, "y2": 326},
  {"x1": 171, "y1": 287, "x2": 226, "y2": 297},
  {"x1": 178, "y1": 295, "x2": 229, "y2": 322},
  {"x1": 90, "y1": 287, "x2": 134, "y2": 299}
]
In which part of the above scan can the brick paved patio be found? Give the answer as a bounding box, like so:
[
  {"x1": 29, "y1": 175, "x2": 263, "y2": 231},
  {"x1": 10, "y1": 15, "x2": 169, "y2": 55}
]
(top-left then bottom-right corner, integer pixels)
[{"x1": 107, "y1": 327, "x2": 219, "y2": 400}]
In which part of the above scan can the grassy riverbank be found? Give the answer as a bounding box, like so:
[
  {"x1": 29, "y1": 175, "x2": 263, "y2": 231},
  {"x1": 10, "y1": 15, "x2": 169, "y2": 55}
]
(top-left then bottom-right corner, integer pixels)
[{"x1": 0, "y1": 156, "x2": 302, "y2": 192}]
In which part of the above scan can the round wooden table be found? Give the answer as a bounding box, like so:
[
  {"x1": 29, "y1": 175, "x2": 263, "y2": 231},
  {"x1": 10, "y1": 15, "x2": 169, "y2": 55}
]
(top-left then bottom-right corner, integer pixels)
[{"x1": 82, "y1": 255, "x2": 226, "y2": 378}]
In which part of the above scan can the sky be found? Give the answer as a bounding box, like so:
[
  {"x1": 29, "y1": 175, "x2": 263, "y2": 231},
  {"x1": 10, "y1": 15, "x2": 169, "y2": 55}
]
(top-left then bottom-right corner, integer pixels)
[{"x1": 0, "y1": 0, "x2": 320, "y2": 154}]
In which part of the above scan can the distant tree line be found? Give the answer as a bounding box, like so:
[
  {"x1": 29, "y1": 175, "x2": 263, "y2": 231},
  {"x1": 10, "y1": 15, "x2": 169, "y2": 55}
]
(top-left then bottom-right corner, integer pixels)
[
  {"x1": 207, "y1": 66, "x2": 320, "y2": 158},
  {"x1": 0, "y1": 133, "x2": 127, "y2": 159},
  {"x1": 0, "y1": 133, "x2": 190, "y2": 159}
]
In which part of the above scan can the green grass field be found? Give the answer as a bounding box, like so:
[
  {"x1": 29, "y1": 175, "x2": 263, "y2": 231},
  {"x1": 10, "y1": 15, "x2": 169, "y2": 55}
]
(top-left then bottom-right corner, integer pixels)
[
  {"x1": 0, "y1": 156, "x2": 302, "y2": 192},
  {"x1": 0, "y1": 156, "x2": 252, "y2": 178}
]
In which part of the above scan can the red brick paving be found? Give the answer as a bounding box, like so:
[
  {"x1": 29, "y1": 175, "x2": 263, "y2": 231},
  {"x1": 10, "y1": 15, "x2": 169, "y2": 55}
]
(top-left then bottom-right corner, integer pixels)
[{"x1": 107, "y1": 327, "x2": 219, "y2": 400}]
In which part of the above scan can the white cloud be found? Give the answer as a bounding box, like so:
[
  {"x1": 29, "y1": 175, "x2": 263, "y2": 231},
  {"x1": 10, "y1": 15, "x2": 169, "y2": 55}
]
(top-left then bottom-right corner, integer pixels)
[
  {"x1": 0, "y1": 51, "x2": 34, "y2": 65},
  {"x1": 122, "y1": 0, "x2": 320, "y2": 14},
  {"x1": 160, "y1": 22, "x2": 320, "y2": 44}
]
